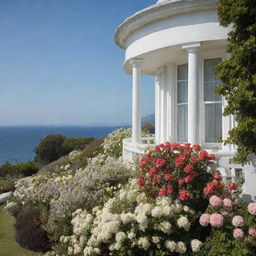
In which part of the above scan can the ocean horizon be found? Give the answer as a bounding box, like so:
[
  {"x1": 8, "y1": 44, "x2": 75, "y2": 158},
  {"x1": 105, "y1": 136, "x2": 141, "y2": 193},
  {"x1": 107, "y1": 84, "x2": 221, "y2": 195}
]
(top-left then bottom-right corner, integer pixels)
[{"x1": 0, "y1": 125, "x2": 129, "y2": 164}]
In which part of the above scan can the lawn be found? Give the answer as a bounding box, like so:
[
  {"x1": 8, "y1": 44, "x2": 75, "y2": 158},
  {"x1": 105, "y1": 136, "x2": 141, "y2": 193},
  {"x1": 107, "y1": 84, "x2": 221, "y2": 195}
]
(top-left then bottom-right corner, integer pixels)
[{"x1": 0, "y1": 205, "x2": 43, "y2": 256}]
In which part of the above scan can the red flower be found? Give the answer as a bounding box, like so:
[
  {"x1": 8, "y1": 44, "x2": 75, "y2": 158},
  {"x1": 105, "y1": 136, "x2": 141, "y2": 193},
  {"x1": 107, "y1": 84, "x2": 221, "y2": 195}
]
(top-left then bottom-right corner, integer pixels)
[
  {"x1": 213, "y1": 171, "x2": 222, "y2": 180},
  {"x1": 159, "y1": 188, "x2": 167, "y2": 197},
  {"x1": 175, "y1": 156, "x2": 186, "y2": 168},
  {"x1": 165, "y1": 173, "x2": 173, "y2": 181},
  {"x1": 149, "y1": 167, "x2": 156, "y2": 178},
  {"x1": 192, "y1": 144, "x2": 201, "y2": 151},
  {"x1": 155, "y1": 145, "x2": 161, "y2": 152},
  {"x1": 156, "y1": 175, "x2": 162, "y2": 182},
  {"x1": 139, "y1": 157, "x2": 148, "y2": 168},
  {"x1": 182, "y1": 150, "x2": 190, "y2": 156},
  {"x1": 184, "y1": 164, "x2": 193, "y2": 174},
  {"x1": 199, "y1": 150, "x2": 209, "y2": 160},
  {"x1": 178, "y1": 179, "x2": 185, "y2": 186},
  {"x1": 209, "y1": 154, "x2": 215, "y2": 159},
  {"x1": 155, "y1": 159, "x2": 166, "y2": 168},
  {"x1": 165, "y1": 168, "x2": 170, "y2": 173},
  {"x1": 185, "y1": 176, "x2": 193, "y2": 183},
  {"x1": 190, "y1": 156, "x2": 198, "y2": 164},
  {"x1": 185, "y1": 143, "x2": 191, "y2": 149},
  {"x1": 204, "y1": 186, "x2": 213, "y2": 195},
  {"x1": 151, "y1": 180, "x2": 156, "y2": 186},
  {"x1": 179, "y1": 190, "x2": 190, "y2": 200},
  {"x1": 167, "y1": 185, "x2": 173, "y2": 194},
  {"x1": 138, "y1": 177, "x2": 144, "y2": 186},
  {"x1": 228, "y1": 182, "x2": 238, "y2": 191}
]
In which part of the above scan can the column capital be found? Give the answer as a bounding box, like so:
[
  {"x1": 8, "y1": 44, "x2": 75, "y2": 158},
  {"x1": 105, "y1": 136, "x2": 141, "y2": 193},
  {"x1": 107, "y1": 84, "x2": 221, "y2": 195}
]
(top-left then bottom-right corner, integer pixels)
[
  {"x1": 154, "y1": 67, "x2": 164, "y2": 77},
  {"x1": 182, "y1": 42, "x2": 201, "y2": 53},
  {"x1": 129, "y1": 58, "x2": 143, "y2": 68}
]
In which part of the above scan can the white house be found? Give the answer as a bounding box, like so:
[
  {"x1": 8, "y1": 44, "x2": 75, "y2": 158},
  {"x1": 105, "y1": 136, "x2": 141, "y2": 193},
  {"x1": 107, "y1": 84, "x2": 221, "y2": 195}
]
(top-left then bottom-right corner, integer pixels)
[{"x1": 114, "y1": 0, "x2": 256, "y2": 201}]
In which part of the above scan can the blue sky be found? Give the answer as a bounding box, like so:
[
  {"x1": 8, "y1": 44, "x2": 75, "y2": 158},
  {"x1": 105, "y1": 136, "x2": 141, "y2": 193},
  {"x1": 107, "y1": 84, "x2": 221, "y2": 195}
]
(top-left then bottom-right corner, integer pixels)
[{"x1": 0, "y1": 0, "x2": 156, "y2": 126}]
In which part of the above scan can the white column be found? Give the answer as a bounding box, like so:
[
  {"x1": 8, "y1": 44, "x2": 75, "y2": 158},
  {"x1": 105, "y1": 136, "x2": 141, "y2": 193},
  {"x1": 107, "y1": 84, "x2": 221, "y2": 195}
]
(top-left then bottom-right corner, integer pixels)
[
  {"x1": 130, "y1": 59, "x2": 143, "y2": 144},
  {"x1": 160, "y1": 66, "x2": 168, "y2": 143},
  {"x1": 167, "y1": 63, "x2": 176, "y2": 142},
  {"x1": 183, "y1": 42, "x2": 201, "y2": 145},
  {"x1": 155, "y1": 73, "x2": 161, "y2": 144}
]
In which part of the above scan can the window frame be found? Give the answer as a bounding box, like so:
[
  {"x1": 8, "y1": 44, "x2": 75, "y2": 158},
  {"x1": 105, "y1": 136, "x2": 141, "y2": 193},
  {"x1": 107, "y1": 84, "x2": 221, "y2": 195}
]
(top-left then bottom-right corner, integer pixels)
[{"x1": 200, "y1": 57, "x2": 223, "y2": 149}]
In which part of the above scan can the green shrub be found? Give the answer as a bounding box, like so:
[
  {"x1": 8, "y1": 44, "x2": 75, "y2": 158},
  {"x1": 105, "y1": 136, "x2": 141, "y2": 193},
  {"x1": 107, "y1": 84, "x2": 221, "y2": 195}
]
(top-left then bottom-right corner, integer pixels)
[
  {"x1": 34, "y1": 135, "x2": 95, "y2": 166},
  {"x1": 0, "y1": 176, "x2": 16, "y2": 193},
  {"x1": 15, "y1": 161, "x2": 39, "y2": 177},
  {"x1": 61, "y1": 137, "x2": 94, "y2": 155},
  {"x1": 34, "y1": 134, "x2": 66, "y2": 165},
  {"x1": 0, "y1": 163, "x2": 16, "y2": 177}
]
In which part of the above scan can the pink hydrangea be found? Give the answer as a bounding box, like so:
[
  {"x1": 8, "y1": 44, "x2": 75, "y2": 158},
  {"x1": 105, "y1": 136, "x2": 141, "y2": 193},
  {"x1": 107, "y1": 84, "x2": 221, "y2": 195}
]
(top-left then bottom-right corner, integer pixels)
[
  {"x1": 248, "y1": 228, "x2": 256, "y2": 237},
  {"x1": 232, "y1": 216, "x2": 244, "y2": 227},
  {"x1": 233, "y1": 228, "x2": 244, "y2": 239},
  {"x1": 209, "y1": 195, "x2": 222, "y2": 207},
  {"x1": 210, "y1": 213, "x2": 224, "y2": 227},
  {"x1": 223, "y1": 198, "x2": 232, "y2": 208},
  {"x1": 248, "y1": 203, "x2": 256, "y2": 215},
  {"x1": 199, "y1": 213, "x2": 210, "y2": 227}
]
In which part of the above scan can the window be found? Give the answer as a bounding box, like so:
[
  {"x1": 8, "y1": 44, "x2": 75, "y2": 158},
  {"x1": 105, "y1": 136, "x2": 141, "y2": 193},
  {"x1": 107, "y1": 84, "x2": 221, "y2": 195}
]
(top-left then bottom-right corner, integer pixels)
[
  {"x1": 204, "y1": 58, "x2": 222, "y2": 143},
  {"x1": 177, "y1": 64, "x2": 188, "y2": 142}
]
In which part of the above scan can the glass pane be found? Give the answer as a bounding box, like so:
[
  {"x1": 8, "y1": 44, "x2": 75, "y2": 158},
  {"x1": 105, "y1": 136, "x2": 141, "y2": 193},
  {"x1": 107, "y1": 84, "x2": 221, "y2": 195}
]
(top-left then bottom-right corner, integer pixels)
[
  {"x1": 178, "y1": 64, "x2": 188, "y2": 80},
  {"x1": 204, "y1": 58, "x2": 222, "y2": 101},
  {"x1": 177, "y1": 104, "x2": 188, "y2": 142},
  {"x1": 205, "y1": 103, "x2": 222, "y2": 142},
  {"x1": 204, "y1": 81, "x2": 222, "y2": 101},
  {"x1": 178, "y1": 81, "x2": 188, "y2": 103},
  {"x1": 204, "y1": 58, "x2": 222, "y2": 82}
]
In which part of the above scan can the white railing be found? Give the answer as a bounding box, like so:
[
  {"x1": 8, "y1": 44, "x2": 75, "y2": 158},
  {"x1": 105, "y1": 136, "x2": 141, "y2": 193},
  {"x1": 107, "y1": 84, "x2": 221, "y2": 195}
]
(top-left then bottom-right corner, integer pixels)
[{"x1": 122, "y1": 137, "x2": 155, "y2": 161}]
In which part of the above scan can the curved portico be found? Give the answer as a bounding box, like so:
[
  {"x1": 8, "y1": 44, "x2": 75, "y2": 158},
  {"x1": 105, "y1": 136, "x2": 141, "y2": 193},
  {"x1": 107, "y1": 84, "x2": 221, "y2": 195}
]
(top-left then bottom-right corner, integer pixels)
[{"x1": 115, "y1": 0, "x2": 256, "y2": 201}]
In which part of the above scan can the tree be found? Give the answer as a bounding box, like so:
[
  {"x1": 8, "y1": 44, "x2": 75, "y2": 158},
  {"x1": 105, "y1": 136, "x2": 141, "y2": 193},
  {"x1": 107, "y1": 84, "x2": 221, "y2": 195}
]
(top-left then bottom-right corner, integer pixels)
[
  {"x1": 34, "y1": 134, "x2": 65, "y2": 165},
  {"x1": 216, "y1": 0, "x2": 256, "y2": 164},
  {"x1": 61, "y1": 137, "x2": 94, "y2": 155}
]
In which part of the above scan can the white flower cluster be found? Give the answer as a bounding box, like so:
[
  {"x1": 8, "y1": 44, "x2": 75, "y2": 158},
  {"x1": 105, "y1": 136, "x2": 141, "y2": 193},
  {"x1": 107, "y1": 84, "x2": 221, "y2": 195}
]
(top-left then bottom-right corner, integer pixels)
[
  {"x1": 59, "y1": 181, "x2": 203, "y2": 255},
  {"x1": 102, "y1": 128, "x2": 149, "y2": 158},
  {"x1": 69, "y1": 150, "x2": 83, "y2": 161}
]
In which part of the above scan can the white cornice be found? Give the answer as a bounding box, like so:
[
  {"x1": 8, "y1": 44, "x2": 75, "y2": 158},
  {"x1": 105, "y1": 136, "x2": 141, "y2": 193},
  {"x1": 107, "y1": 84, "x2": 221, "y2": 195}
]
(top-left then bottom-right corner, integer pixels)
[{"x1": 114, "y1": 0, "x2": 219, "y2": 49}]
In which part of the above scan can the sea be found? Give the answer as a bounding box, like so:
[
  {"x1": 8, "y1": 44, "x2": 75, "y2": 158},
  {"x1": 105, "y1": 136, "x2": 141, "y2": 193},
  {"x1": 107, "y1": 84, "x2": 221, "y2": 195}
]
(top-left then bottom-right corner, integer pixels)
[{"x1": 0, "y1": 126, "x2": 128, "y2": 165}]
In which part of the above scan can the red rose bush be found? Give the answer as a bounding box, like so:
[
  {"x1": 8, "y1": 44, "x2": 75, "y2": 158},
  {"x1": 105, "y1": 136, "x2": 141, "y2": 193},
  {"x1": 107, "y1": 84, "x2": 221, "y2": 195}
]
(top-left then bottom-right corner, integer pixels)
[{"x1": 138, "y1": 142, "x2": 214, "y2": 209}]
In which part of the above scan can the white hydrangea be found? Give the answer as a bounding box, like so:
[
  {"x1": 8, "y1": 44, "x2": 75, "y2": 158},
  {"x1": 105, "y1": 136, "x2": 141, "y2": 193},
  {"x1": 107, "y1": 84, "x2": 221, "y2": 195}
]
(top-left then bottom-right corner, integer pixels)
[
  {"x1": 177, "y1": 216, "x2": 191, "y2": 231},
  {"x1": 138, "y1": 237, "x2": 150, "y2": 250},
  {"x1": 175, "y1": 241, "x2": 187, "y2": 254},
  {"x1": 191, "y1": 239, "x2": 203, "y2": 252},
  {"x1": 151, "y1": 206, "x2": 162, "y2": 218},
  {"x1": 115, "y1": 232, "x2": 126, "y2": 243},
  {"x1": 152, "y1": 236, "x2": 161, "y2": 244},
  {"x1": 165, "y1": 240, "x2": 176, "y2": 252}
]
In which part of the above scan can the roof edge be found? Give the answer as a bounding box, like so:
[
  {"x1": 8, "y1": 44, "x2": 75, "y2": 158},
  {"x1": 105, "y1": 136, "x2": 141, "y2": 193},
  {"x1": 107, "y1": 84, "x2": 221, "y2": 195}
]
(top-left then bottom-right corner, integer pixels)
[{"x1": 114, "y1": 0, "x2": 219, "y2": 49}]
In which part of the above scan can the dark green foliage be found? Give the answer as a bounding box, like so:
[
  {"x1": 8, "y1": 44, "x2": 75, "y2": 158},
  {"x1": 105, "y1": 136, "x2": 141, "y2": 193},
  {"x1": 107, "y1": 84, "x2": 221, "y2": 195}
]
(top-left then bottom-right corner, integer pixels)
[
  {"x1": 0, "y1": 162, "x2": 38, "y2": 178},
  {"x1": 216, "y1": 0, "x2": 256, "y2": 164},
  {"x1": 61, "y1": 137, "x2": 94, "y2": 155},
  {"x1": 34, "y1": 134, "x2": 95, "y2": 166},
  {"x1": 0, "y1": 161, "x2": 38, "y2": 193},
  {"x1": 198, "y1": 228, "x2": 256, "y2": 256},
  {"x1": 0, "y1": 176, "x2": 16, "y2": 193},
  {"x1": 34, "y1": 134, "x2": 66, "y2": 165},
  {"x1": 15, "y1": 208, "x2": 51, "y2": 252}
]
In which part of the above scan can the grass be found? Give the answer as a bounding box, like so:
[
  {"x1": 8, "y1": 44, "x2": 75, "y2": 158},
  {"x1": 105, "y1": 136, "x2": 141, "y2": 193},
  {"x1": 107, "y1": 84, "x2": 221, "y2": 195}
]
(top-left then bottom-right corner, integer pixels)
[{"x1": 0, "y1": 205, "x2": 43, "y2": 256}]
